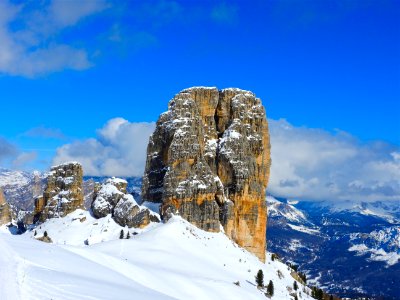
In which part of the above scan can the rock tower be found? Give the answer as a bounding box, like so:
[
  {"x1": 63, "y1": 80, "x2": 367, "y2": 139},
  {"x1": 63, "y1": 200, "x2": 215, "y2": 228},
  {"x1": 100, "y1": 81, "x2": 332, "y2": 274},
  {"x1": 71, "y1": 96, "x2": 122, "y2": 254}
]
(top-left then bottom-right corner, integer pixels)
[
  {"x1": 0, "y1": 188, "x2": 12, "y2": 225},
  {"x1": 34, "y1": 162, "x2": 84, "y2": 222},
  {"x1": 142, "y1": 87, "x2": 271, "y2": 261}
]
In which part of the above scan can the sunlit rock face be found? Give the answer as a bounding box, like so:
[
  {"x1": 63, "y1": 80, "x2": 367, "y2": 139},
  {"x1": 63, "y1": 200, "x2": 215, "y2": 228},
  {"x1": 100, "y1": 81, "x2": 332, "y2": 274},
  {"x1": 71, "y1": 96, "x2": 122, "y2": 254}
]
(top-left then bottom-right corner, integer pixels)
[
  {"x1": 142, "y1": 87, "x2": 271, "y2": 261},
  {"x1": 34, "y1": 162, "x2": 84, "y2": 223},
  {"x1": 0, "y1": 188, "x2": 12, "y2": 225}
]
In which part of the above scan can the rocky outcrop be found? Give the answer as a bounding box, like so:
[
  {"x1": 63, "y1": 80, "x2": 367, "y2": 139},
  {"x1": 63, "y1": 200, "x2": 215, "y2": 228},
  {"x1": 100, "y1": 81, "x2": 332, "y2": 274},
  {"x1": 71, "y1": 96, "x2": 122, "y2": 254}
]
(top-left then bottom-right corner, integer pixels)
[
  {"x1": 91, "y1": 177, "x2": 127, "y2": 218},
  {"x1": 91, "y1": 177, "x2": 159, "y2": 228},
  {"x1": 36, "y1": 232, "x2": 52, "y2": 243},
  {"x1": 142, "y1": 87, "x2": 271, "y2": 261},
  {"x1": 17, "y1": 210, "x2": 34, "y2": 226},
  {"x1": 0, "y1": 188, "x2": 12, "y2": 225},
  {"x1": 113, "y1": 195, "x2": 160, "y2": 228},
  {"x1": 34, "y1": 162, "x2": 84, "y2": 223}
]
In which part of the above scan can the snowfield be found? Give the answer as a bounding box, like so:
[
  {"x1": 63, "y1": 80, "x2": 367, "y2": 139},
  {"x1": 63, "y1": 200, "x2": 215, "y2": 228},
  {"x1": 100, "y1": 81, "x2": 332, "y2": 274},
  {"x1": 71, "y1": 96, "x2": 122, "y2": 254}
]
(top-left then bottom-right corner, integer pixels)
[{"x1": 0, "y1": 210, "x2": 313, "y2": 300}]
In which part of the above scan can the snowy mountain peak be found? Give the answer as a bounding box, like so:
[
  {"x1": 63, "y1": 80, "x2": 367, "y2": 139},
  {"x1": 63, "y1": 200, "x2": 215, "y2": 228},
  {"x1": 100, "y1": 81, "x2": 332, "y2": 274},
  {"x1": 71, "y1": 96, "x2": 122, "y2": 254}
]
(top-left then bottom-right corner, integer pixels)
[{"x1": 266, "y1": 196, "x2": 311, "y2": 225}]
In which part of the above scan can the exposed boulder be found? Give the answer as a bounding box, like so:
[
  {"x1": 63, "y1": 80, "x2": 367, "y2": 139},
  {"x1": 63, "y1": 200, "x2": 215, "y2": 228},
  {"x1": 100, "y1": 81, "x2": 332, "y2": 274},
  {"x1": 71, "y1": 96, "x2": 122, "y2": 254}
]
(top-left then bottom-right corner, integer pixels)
[
  {"x1": 142, "y1": 87, "x2": 271, "y2": 261},
  {"x1": 0, "y1": 188, "x2": 12, "y2": 225},
  {"x1": 36, "y1": 232, "x2": 52, "y2": 243},
  {"x1": 113, "y1": 194, "x2": 160, "y2": 228},
  {"x1": 92, "y1": 177, "x2": 160, "y2": 228},
  {"x1": 91, "y1": 177, "x2": 127, "y2": 218},
  {"x1": 34, "y1": 162, "x2": 84, "y2": 223}
]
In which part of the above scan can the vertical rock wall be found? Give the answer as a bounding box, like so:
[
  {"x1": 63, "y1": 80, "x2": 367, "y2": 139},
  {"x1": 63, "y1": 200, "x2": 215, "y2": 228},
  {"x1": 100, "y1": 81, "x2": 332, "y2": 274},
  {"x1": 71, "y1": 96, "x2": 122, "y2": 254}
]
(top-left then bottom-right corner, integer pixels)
[
  {"x1": 34, "y1": 162, "x2": 84, "y2": 222},
  {"x1": 0, "y1": 188, "x2": 12, "y2": 225},
  {"x1": 142, "y1": 87, "x2": 271, "y2": 261}
]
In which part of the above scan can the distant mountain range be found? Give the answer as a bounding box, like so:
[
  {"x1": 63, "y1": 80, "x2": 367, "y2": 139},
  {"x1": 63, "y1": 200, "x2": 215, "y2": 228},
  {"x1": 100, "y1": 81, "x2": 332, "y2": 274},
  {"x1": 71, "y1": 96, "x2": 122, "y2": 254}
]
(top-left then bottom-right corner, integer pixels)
[
  {"x1": 1, "y1": 168, "x2": 399, "y2": 299},
  {"x1": 0, "y1": 168, "x2": 45, "y2": 211},
  {"x1": 267, "y1": 196, "x2": 400, "y2": 300}
]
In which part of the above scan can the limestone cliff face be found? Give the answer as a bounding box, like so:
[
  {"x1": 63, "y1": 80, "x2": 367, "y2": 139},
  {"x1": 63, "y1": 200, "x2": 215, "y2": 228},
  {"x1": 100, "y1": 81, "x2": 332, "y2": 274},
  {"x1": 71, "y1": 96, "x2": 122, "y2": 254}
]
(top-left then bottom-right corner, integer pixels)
[
  {"x1": 142, "y1": 87, "x2": 271, "y2": 261},
  {"x1": 34, "y1": 162, "x2": 84, "y2": 223},
  {"x1": 0, "y1": 188, "x2": 12, "y2": 225}
]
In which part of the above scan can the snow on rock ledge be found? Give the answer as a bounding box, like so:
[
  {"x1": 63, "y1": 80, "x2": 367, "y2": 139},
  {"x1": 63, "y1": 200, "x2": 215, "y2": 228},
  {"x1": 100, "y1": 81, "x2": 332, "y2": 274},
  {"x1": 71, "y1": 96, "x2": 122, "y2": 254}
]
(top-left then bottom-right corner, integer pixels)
[
  {"x1": 34, "y1": 162, "x2": 84, "y2": 223},
  {"x1": 91, "y1": 178, "x2": 126, "y2": 218},
  {"x1": 142, "y1": 86, "x2": 271, "y2": 261},
  {"x1": 91, "y1": 178, "x2": 160, "y2": 228}
]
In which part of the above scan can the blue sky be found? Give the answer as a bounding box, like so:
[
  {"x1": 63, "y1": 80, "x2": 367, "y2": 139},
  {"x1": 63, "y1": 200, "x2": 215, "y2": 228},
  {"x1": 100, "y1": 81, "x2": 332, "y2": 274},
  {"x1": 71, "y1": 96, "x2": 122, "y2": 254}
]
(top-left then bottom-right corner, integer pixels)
[{"x1": 0, "y1": 0, "x2": 399, "y2": 201}]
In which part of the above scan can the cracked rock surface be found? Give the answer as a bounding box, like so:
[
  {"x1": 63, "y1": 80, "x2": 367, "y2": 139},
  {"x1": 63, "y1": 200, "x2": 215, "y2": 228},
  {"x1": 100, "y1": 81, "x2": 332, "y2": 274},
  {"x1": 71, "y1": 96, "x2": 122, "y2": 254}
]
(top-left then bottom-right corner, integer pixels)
[
  {"x1": 142, "y1": 87, "x2": 271, "y2": 261},
  {"x1": 34, "y1": 162, "x2": 84, "y2": 223}
]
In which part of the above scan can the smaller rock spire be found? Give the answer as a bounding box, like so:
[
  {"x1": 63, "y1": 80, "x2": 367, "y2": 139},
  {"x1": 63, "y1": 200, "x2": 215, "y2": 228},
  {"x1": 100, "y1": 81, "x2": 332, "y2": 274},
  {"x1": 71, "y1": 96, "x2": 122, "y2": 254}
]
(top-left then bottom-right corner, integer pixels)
[
  {"x1": 34, "y1": 162, "x2": 84, "y2": 223},
  {"x1": 0, "y1": 188, "x2": 12, "y2": 225}
]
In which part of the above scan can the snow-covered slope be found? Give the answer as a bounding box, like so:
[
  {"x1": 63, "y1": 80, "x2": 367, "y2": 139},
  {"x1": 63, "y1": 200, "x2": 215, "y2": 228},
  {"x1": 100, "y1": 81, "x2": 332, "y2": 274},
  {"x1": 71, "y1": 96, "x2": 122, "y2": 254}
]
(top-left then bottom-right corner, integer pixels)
[{"x1": 0, "y1": 211, "x2": 312, "y2": 300}]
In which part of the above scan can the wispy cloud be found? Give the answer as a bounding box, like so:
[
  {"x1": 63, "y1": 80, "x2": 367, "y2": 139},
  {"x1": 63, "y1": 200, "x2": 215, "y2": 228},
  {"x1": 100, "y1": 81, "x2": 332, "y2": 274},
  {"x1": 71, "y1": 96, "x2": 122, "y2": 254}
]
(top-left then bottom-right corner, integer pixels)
[
  {"x1": 48, "y1": 0, "x2": 109, "y2": 28},
  {"x1": 107, "y1": 24, "x2": 158, "y2": 52},
  {"x1": 211, "y1": 2, "x2": 238, "y2": 24},
  {"x1": 12, "y1": 151, "x2": 37, "y2": 168},
  {"x1": 0, "y1": 0, "x2": 108, "y2": 77},
  {"x1": 0, "y1": 137, "x2": 17, "y2": 162},
  {"x1": 23, "y1": 126, "x2": 66, "y2": 140},
  {"x1": 105, "y1": 0, "x2": 182, "y2": 52},
  {"x1": 0, "y1": 137, "x2": 38, "y2": 170},
  {"x1": 135, "y1": 0, "x2": 183, "y2": 26}
]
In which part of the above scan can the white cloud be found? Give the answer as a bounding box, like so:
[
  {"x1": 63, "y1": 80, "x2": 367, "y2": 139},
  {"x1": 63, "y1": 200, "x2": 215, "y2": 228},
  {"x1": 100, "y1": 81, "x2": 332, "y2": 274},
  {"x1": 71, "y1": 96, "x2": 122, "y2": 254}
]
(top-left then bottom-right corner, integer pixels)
[
  {"x1": 12, "y1": 152, "x2": 37, "y2": 168},
  {"x1": 52, "y1": 117, "x2": 400, "y2": 202},
  {"x1": 0, "y1": 0, "x2": 108, "y2": 77},
  {"x1": 0, "y1": 137, "x2": 38, "y2": 169},
  {"x1": 53, "y1": 118, "x2": 155, "y2": 177},
  {"x1": 23, "y1": 126, "x2": 65, "y2": 140},
  {"x1": 268, "y1": 119, "x2": 400, "y2": 202},
  {"x1": 49, "y1": 0, "x2": 109, "y2": 28},
  {"x1": 0, "y1": 137, "x2": 17, "y2": 162}
]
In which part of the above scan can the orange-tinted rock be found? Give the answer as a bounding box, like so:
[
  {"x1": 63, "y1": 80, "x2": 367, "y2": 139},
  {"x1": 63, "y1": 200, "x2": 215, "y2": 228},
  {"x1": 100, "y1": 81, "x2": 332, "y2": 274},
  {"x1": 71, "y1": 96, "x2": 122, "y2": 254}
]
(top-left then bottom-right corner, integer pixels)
[
  {"x1": 142, "y1": 87, "x2": 271, "y2": 261},
  {"x1": 34, "y1": 196, "x2": 45, "y2": 215},
  {"x1": 0, "y1": 188, "x2": 12, "y2": 225},
  {"x1": 34, "y1": 162, "x2": 84, "y2": 222}
]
